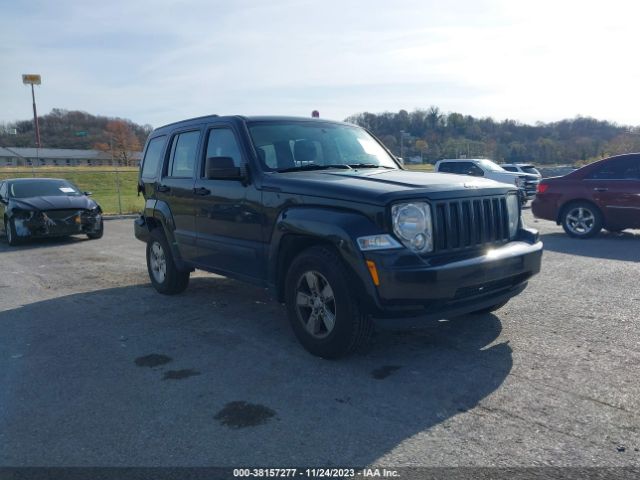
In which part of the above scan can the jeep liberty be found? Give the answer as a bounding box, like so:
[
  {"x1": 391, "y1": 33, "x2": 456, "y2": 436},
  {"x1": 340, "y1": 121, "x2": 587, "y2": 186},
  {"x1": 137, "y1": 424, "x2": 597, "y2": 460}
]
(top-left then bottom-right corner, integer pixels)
[{"x1": 134, "y1": 115, "x2": 543, "y2": 358}]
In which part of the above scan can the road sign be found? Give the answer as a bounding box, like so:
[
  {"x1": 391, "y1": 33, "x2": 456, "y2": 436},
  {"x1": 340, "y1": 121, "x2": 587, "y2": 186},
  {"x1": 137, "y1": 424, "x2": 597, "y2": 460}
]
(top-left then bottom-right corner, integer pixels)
[{"x1": 22, "y1": 74, "x2": 41, "y2": 85}]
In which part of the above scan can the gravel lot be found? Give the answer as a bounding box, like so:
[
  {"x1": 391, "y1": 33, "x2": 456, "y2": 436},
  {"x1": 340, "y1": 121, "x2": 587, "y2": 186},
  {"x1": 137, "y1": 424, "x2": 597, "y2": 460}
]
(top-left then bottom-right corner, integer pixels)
[{"x1": 0, "y1": 210, "x2": 639, "y2": 468}]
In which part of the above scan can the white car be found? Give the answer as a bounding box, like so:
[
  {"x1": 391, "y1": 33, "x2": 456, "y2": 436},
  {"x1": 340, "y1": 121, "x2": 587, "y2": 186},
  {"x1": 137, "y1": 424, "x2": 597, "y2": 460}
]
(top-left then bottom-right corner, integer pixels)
[
  {"x1": 434, "y1": 158, "x2": 530, "y2": 205},
  {"x1": 500, "y1": 163, "x2": 542, "y2": 179}
]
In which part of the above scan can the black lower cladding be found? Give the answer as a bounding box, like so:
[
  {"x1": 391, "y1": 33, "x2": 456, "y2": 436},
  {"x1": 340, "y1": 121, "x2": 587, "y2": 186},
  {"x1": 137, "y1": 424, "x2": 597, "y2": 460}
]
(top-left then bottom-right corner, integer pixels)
[
  {"x1": 365, "y1": 230, "x2": 543, "y2": 316},
  {"x1": 16, "y1": 209, "x2": 102, "y2": 238}
]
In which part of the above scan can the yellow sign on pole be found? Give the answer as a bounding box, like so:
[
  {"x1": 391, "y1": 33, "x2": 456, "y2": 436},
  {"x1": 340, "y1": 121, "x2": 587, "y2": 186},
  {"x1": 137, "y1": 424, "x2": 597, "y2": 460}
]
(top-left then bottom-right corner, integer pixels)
[{"x1": 22, "y1": 74, "x2": 41, "y2": 85}]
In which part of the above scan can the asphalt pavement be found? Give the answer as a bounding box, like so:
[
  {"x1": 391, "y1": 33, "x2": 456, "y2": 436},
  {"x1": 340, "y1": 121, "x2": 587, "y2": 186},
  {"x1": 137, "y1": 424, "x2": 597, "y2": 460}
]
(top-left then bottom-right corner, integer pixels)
[{"x1": 0, "y1": 210, "x2": 639, "y2": 467}]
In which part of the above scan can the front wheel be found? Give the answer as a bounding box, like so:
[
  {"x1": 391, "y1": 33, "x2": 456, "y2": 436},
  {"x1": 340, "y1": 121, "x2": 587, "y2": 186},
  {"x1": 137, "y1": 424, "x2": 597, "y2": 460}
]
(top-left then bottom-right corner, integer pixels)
[
  {"x1": 4, "y1": 217, "x2": 20, "y2": 246},
  {"x1": 146, "y1": 232, "x2": 190, "y2": 295},
  {"x1": 86, "y1": 217, "x2": 104, "y2": 239},
  {"x1": 561, "y1": 202, "x2": 602, "y2": 238},
  {"x1": 284, "y1": 245, "x2": 373, "y2": 359}
]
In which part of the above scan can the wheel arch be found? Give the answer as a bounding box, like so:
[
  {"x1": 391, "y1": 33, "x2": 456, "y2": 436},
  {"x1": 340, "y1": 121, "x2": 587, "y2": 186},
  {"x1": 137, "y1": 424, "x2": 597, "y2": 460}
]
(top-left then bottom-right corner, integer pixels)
[
  {"x1": 557, "y1": 199, "x2": 603, "y2": 224},
  {"x1": 268, "y1": 206, "x2": 381, "y2": 308}
]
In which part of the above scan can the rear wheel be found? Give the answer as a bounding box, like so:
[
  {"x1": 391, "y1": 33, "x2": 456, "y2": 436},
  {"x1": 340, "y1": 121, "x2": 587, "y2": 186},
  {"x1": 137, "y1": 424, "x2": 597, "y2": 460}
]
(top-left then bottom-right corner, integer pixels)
[
  {"x1": 146, "y1": 231, "x2": 190, "y2": 294},
  {"x1": 284, "y1": 245, "x2": 373, "y2": 359},
  {"x1": 561, "y1": 202, "x2": 602, "y2": 238}
]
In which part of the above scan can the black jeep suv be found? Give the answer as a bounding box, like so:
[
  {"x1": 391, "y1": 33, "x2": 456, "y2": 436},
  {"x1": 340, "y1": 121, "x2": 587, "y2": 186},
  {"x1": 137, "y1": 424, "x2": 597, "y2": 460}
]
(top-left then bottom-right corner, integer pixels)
[{"x1": 134, "y1": 115, "x2": 542, "y2": 358}]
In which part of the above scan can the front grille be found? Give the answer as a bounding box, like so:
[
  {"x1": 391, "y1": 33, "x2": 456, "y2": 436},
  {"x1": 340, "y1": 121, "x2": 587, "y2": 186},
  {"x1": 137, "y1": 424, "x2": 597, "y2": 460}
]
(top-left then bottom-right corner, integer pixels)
[
  {"x1": 42, "y1": 209, "x2": 83, "y2": 221},
  {"x1": 433, "y1": 196, "x2": 510, "y2": 252}
]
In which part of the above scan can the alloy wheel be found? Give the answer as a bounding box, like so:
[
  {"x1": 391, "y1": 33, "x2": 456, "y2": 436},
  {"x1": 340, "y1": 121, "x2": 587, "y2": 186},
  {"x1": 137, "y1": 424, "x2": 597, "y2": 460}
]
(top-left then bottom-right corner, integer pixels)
[
  {"x1": 295, "y1": 270, "x2": 337, "y2": 339},
  {"x1": 565, "y1": 207, "x2": 595, "y2": 235},
  {"x1": 149, "y1": 241, "x2": 167, "y2": 283}
]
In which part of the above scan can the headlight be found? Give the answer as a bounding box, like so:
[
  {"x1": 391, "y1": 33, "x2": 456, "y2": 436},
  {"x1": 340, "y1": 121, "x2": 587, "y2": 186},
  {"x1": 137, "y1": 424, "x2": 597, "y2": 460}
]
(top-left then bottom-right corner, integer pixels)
[
  {"x1": 506, "y1": 194, "x2": 520, "y2": 238},
  {"x1": 12, "y1": 209, "x2": 34, "y2": 220},
  {"x1": 357, "y1": 234, "x2": 402, "y2": 251},
  {"x1": 391, "y1": 202, "x2": 433, "y2": 253},
  {"x1": 515, "y1": 177, "x2": 524, "y2": 188}
]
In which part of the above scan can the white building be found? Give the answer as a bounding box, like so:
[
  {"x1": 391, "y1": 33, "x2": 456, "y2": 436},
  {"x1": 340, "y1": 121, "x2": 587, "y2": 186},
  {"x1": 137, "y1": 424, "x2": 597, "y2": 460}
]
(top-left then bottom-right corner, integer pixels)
[{"x1": 0, "y1": 147, "x2": 142, "y2": 167}]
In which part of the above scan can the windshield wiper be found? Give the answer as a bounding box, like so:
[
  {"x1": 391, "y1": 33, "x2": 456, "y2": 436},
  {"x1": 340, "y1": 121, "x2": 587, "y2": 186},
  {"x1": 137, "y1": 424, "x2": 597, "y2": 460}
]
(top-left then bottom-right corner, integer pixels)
[
  {"x1": 347, "y1": 163, "x2": 394, "y2": 169},
  {"x1": 276, "y1": 163, "x2": 352, "y2": 173}
]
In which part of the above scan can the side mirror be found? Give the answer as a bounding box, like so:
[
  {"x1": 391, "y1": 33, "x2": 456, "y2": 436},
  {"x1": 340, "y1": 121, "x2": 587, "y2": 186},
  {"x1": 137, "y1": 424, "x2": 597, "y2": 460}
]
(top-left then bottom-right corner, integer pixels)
[
  {"x1": 205, "y1": 157, "x2": 243, "y2": 180},
  {"x1": 84, "y1": 191, "x2": 93, "y2": 196}
]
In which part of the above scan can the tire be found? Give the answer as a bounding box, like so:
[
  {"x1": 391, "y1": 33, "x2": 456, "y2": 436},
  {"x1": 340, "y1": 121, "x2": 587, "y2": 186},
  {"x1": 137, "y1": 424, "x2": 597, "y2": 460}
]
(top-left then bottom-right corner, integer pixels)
[
  {"x1": 86, "y1": 217, "x2": 104, "y2": 239},
  {"x1": 146, "y1": 230, "x2": 190, "y2": 295},
  {"x1": 561, "y1": 202, "x2": 603, "y2": 239},
  {"x1": 4, "y1": 217, "x2": 20, "y2": 246},
  {"x1": 284, "y1": 245, "x2": 373, "y2": 359},
  {"x1": 471, "y1": 300, "x2": 509, "y2": 315}
]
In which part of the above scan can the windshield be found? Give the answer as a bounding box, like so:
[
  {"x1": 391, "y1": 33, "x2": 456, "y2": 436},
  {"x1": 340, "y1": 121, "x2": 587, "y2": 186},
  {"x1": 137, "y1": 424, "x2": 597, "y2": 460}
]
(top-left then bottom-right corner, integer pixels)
[
  {"x1": 520, "y1": 166, "x2": 540, "y2": 175},
  {"x1": 10, "y1": 179, "x2": 82, "y2": 199},
  {"x1": 248, "y1": 121, "x2": 399, "y2": 172},
  {"x1": 477, "y1": 159, "x2": 506, "y2": 172}
]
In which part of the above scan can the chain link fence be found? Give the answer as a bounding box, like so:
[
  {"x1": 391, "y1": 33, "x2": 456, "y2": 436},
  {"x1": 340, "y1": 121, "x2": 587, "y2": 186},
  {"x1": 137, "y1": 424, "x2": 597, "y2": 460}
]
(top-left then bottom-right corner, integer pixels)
[{"x1": 0, "y1": 168, "x2": 143, "y2": 215}]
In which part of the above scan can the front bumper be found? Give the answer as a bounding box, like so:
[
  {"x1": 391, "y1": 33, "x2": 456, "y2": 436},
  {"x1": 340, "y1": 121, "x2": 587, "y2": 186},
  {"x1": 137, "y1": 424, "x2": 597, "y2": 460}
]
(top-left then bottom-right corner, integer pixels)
[
  {"x1": 134, "y1": 215, "x2": 151, "y2": 243},
  {"x1": 14, "y1": 210, "x2": 102, "y2": 239},
  {"x1": 362, "y1": 229, "x2": 543, "y2": 318}
]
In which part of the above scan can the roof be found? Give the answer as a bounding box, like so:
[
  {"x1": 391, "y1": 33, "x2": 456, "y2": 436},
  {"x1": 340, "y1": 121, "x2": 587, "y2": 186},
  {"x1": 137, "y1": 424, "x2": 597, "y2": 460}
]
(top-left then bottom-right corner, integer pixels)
[
  {"x1": 0, "y1": 147, "x2": 142, "y2": 160},
  {"x1": 154, "y1": 115, "x2": 351, "y2": 132},
  {"x1": 437, "y1": 158, "x2": 492, "y2": 162}
]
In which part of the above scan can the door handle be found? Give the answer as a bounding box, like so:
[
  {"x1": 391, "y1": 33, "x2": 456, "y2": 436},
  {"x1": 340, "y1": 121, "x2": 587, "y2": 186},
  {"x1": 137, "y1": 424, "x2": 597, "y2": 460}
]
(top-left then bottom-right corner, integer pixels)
[
  {"x1": 194, "y1": 187, "x2": 211, "y2": 196},
  {"x1": 593, "y1": 187, "x2": 608, "y2": 192},
  {"x1": 156, "y1": 184, "x2": 170, "y2": 192}
]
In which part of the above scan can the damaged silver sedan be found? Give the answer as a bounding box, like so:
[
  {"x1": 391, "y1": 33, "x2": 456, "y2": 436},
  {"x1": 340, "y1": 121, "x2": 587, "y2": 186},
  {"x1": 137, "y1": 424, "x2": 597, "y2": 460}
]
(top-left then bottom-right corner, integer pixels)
[{"x1": 0, "y1": 178, "x2": 104, "y2": 246}]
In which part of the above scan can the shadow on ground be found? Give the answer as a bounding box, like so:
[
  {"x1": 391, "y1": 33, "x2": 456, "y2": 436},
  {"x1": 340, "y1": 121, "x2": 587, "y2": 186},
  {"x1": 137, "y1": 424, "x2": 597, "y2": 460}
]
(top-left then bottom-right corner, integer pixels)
[
  {"x1": 541, "y1": 231, "x2": 640, "y2": 262},
  {"x1": 0, "y1": 277, "x2": 512, "y2": 466},
  {"x1": 0, "y1": 234, "x2": 88, "y2": 252}
]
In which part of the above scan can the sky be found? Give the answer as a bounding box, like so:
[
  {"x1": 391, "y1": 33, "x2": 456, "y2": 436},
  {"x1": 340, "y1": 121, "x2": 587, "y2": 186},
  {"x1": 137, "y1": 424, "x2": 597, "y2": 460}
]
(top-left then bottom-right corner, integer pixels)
[{"x1": 1, "y1": 0, "x2": 639, "y2": 128}]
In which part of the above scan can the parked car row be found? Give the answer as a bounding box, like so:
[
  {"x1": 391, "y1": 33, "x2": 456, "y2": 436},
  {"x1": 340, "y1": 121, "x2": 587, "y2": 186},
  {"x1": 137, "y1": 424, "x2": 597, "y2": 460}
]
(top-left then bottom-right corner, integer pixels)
[{"x1": 433, "y1": 158, "x2": 540, "y2": 204}]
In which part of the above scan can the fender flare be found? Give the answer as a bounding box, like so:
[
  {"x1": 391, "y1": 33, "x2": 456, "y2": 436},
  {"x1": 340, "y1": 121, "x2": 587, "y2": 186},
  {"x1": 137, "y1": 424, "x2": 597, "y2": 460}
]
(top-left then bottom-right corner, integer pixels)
[
  {"x1": 268, "y1": 206, "x2": 384, "y2": 307},
  {"x1": 142, "y1": 199, "x2": 188, "y2": 270}
]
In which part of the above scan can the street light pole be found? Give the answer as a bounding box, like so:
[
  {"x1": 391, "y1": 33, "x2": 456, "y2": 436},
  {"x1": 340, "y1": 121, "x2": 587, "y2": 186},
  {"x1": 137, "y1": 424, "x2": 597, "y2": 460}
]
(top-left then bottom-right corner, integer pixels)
[{"x1": 22, "y1": 74, "x2": 42, "y2": 149}]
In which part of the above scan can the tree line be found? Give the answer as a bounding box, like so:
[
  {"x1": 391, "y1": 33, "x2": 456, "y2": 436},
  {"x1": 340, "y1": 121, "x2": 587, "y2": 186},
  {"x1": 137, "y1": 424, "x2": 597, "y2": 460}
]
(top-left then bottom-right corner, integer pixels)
[
  {"x1": 345, "y1": 107, "x2": 640, "y2": 165},
  {"x1": 2, "y1": 107, "x2": 639, "y2": 166}
]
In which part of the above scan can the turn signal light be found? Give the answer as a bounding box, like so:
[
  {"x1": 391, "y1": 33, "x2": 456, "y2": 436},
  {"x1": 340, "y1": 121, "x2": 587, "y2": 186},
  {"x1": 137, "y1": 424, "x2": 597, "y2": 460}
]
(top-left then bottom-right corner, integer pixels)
[{"x1": 366, "y1": 260, "x2": 380, "y2": 286}]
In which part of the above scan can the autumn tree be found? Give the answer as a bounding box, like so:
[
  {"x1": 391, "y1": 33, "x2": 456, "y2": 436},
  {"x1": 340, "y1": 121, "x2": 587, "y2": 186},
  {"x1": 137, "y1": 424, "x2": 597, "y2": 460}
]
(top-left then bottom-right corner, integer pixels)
[{"x1": 94, "y1": 120, "x2": 142, "y2": 166}]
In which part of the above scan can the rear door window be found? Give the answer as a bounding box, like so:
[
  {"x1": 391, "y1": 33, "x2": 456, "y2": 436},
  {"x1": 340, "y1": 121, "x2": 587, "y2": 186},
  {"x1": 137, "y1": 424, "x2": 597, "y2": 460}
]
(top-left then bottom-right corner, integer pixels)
[
  {"x1": 588, "y1": 157, "x2": 640, "y2": 180},
  {"x1": 168, "y1": 131, "x2": 201, "y2": 177}
]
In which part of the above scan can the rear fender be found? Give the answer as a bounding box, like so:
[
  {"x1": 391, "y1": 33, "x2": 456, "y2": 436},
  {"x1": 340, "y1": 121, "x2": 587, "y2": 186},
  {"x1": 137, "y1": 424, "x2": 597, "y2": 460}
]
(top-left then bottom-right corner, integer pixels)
[{"x1": 143, "y1": 199, "x2": 188, "y2": 270}]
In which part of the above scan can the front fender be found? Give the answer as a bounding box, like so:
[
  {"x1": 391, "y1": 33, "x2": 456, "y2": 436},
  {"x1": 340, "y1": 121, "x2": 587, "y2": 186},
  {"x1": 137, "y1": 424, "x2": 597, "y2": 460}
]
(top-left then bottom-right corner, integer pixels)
[{"x1": 268, "y1": 206, "x2": 384, "y2": 310}]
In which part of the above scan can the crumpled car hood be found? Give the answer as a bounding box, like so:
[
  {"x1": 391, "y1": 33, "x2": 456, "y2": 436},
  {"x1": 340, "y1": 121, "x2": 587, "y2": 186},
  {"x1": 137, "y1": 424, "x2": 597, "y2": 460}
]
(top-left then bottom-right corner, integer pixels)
[{"x1": 11, "y1": 195, "x2": 97, "y2": 211}]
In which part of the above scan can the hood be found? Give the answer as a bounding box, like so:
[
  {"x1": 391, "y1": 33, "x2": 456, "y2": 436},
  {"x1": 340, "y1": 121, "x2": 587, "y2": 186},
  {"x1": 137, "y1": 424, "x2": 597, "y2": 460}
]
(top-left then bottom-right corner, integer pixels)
[
  {"x1": 11, "y1": 195, "x2": 97, "y2": 211},
  {"x1": 263, "y1": 168, "x2": 517, "y2": 205}
]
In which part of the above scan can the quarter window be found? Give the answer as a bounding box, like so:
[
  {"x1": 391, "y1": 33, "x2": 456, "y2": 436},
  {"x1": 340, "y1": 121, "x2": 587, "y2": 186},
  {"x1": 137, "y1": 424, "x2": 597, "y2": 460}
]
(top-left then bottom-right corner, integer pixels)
[
  {"x1": 169, "y1": 131, "x2": 200, "y2": 177},
  {"x1": 141, "y1": 136, "x2": 166, "y2": 178}
]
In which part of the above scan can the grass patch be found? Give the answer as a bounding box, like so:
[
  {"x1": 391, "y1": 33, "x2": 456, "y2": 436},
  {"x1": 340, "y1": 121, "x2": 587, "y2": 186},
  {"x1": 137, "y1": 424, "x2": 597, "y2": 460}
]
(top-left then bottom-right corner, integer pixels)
[{"x1": 0, "y1": 167, "x2": 143, "y2": 214}]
